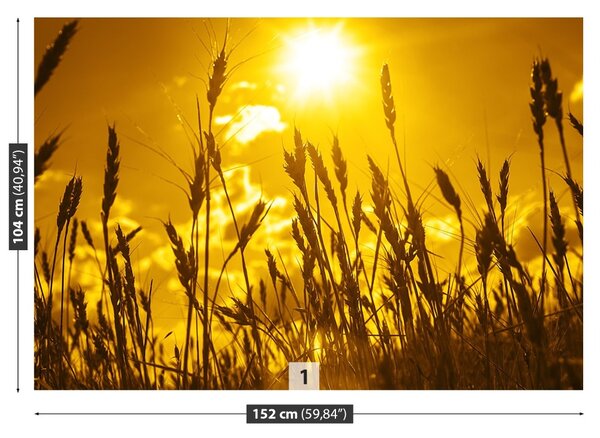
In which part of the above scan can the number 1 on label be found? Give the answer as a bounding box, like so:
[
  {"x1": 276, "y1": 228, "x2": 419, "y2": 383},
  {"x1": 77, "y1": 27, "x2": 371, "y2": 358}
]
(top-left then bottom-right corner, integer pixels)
[{"x1": 300, "y1": 369, "x2": 307, "y2": 385}]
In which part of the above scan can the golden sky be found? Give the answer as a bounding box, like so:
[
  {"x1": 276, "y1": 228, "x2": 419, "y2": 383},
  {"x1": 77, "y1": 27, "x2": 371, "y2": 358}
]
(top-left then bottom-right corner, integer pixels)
[{"x1": 34, "y1": 18, "x2": 583, "y2": 336}]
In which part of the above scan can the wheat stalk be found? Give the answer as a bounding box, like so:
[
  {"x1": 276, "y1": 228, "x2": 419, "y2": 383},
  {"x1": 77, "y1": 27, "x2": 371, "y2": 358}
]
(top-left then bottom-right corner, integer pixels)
[
  {"x1": 331, "y1": 135, "x2": 348, "y2": 205},
  {"x1": 35, "y1": 20, "x2": 78, "y2": 96},
  {"x1": 530, "y1": 59, "x2": 549, "y2": 304},
  {"x1": 102, "y1": 125, "x2": 120, "y2": 221},
  {"x1": 476, "y1": 159, "x2": 494, "y2": 217},
  {"x1": 497, "y1": 159, "x2": 510, "y2": 223},
  {"x1": 568, "y1": 112, "x2": 583, "y2": 136},
  {"x1": 549, "y1": 191, "x2": 567, "y2": 275},
  {"x1": 434, "y1": 166, "x2": 464, "y2": 275},
  {"x1": 34, "y1": 133, "x2": 62, "y2": 183},
  {"x1": 540, "y1": 59, "x2": 582, "y2": 238}
]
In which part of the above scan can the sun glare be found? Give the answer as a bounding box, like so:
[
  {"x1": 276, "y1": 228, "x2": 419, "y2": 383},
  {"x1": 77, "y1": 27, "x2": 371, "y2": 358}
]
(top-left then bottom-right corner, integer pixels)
[{"x1": 283, "y1": 25, "x2": 358, "y2": 100}]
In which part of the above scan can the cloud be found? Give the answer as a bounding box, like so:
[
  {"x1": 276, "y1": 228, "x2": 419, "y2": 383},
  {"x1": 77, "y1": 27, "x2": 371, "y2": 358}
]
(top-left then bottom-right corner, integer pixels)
[
  {"x1": 35, "y1": 169, "x2": 71, "y2": 185},
  {"x1": 215, "y1": 105, "x2": 286, "y2": 145},
  {"x1": 570, "y1": 79, "x2": 583, "y2": 103},
  {"x1": 229, "y1": 81, "x2": 257, "y2": 91},
  {"x1": 425, "y1": 215, "x2": 459, "y2": 243}
]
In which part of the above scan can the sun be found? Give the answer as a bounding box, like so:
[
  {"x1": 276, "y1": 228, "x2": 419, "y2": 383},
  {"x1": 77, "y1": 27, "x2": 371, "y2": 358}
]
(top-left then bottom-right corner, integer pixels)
[{"x1": 282, "y1": 25, "x2": 359, "y2": 101}]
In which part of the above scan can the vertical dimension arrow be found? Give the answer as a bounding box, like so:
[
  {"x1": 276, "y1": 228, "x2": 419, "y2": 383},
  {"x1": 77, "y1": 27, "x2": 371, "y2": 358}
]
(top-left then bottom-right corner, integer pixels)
[
  {"x1": 17, "y1": 18, "x2": 19, "y2": 143},
  {"x1": 9, "y1": 17, "x2": 26, "y2": 393}
]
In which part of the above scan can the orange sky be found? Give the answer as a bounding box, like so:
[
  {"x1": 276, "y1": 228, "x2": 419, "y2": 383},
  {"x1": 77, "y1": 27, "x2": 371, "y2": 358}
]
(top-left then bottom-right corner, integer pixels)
[{"x1": 34, "y1": 18, "x2": 583, "y2": 334}]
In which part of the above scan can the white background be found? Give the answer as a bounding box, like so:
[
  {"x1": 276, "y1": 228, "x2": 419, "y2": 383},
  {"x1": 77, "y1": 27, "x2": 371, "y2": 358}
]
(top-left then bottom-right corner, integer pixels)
[{"x1": 0, "y1": 1, "x2": 597, "y2": 437}]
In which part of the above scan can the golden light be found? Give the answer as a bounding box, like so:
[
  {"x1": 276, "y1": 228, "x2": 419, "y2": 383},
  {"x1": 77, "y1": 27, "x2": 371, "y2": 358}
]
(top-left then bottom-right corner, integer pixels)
[{"x1": 282, "y1": 25, "x2": 358, "y2": 101}]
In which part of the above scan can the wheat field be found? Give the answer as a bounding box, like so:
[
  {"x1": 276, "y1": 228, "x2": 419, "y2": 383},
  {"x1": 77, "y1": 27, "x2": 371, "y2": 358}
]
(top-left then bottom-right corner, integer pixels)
[{"x1": 34, "y1": 18, "x2": 582, "y2": 390}]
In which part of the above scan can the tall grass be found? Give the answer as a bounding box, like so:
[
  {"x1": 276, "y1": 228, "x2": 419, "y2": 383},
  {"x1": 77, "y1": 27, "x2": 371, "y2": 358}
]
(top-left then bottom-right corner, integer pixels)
[{"x1": 34, "y1": 28, "x2": 583, "y2": 389}]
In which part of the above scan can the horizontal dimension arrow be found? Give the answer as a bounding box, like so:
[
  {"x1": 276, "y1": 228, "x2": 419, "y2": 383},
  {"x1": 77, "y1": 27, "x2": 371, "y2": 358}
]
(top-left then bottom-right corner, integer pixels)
[
  {"x1": 355, "y1": 412, "x2": 582, "y2": 416},
  {"x1": 36, "y1": 411, "x2": 582, "y2": 416},
  {"x1": 36, "y1": 412, "x2": 245, "y2": 416}
]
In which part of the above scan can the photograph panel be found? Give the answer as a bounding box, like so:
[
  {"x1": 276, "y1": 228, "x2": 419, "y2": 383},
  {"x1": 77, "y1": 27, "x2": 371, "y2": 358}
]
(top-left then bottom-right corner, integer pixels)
[{"x1": 33, "y1": 17, "x2": 583, "y2": 390}]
